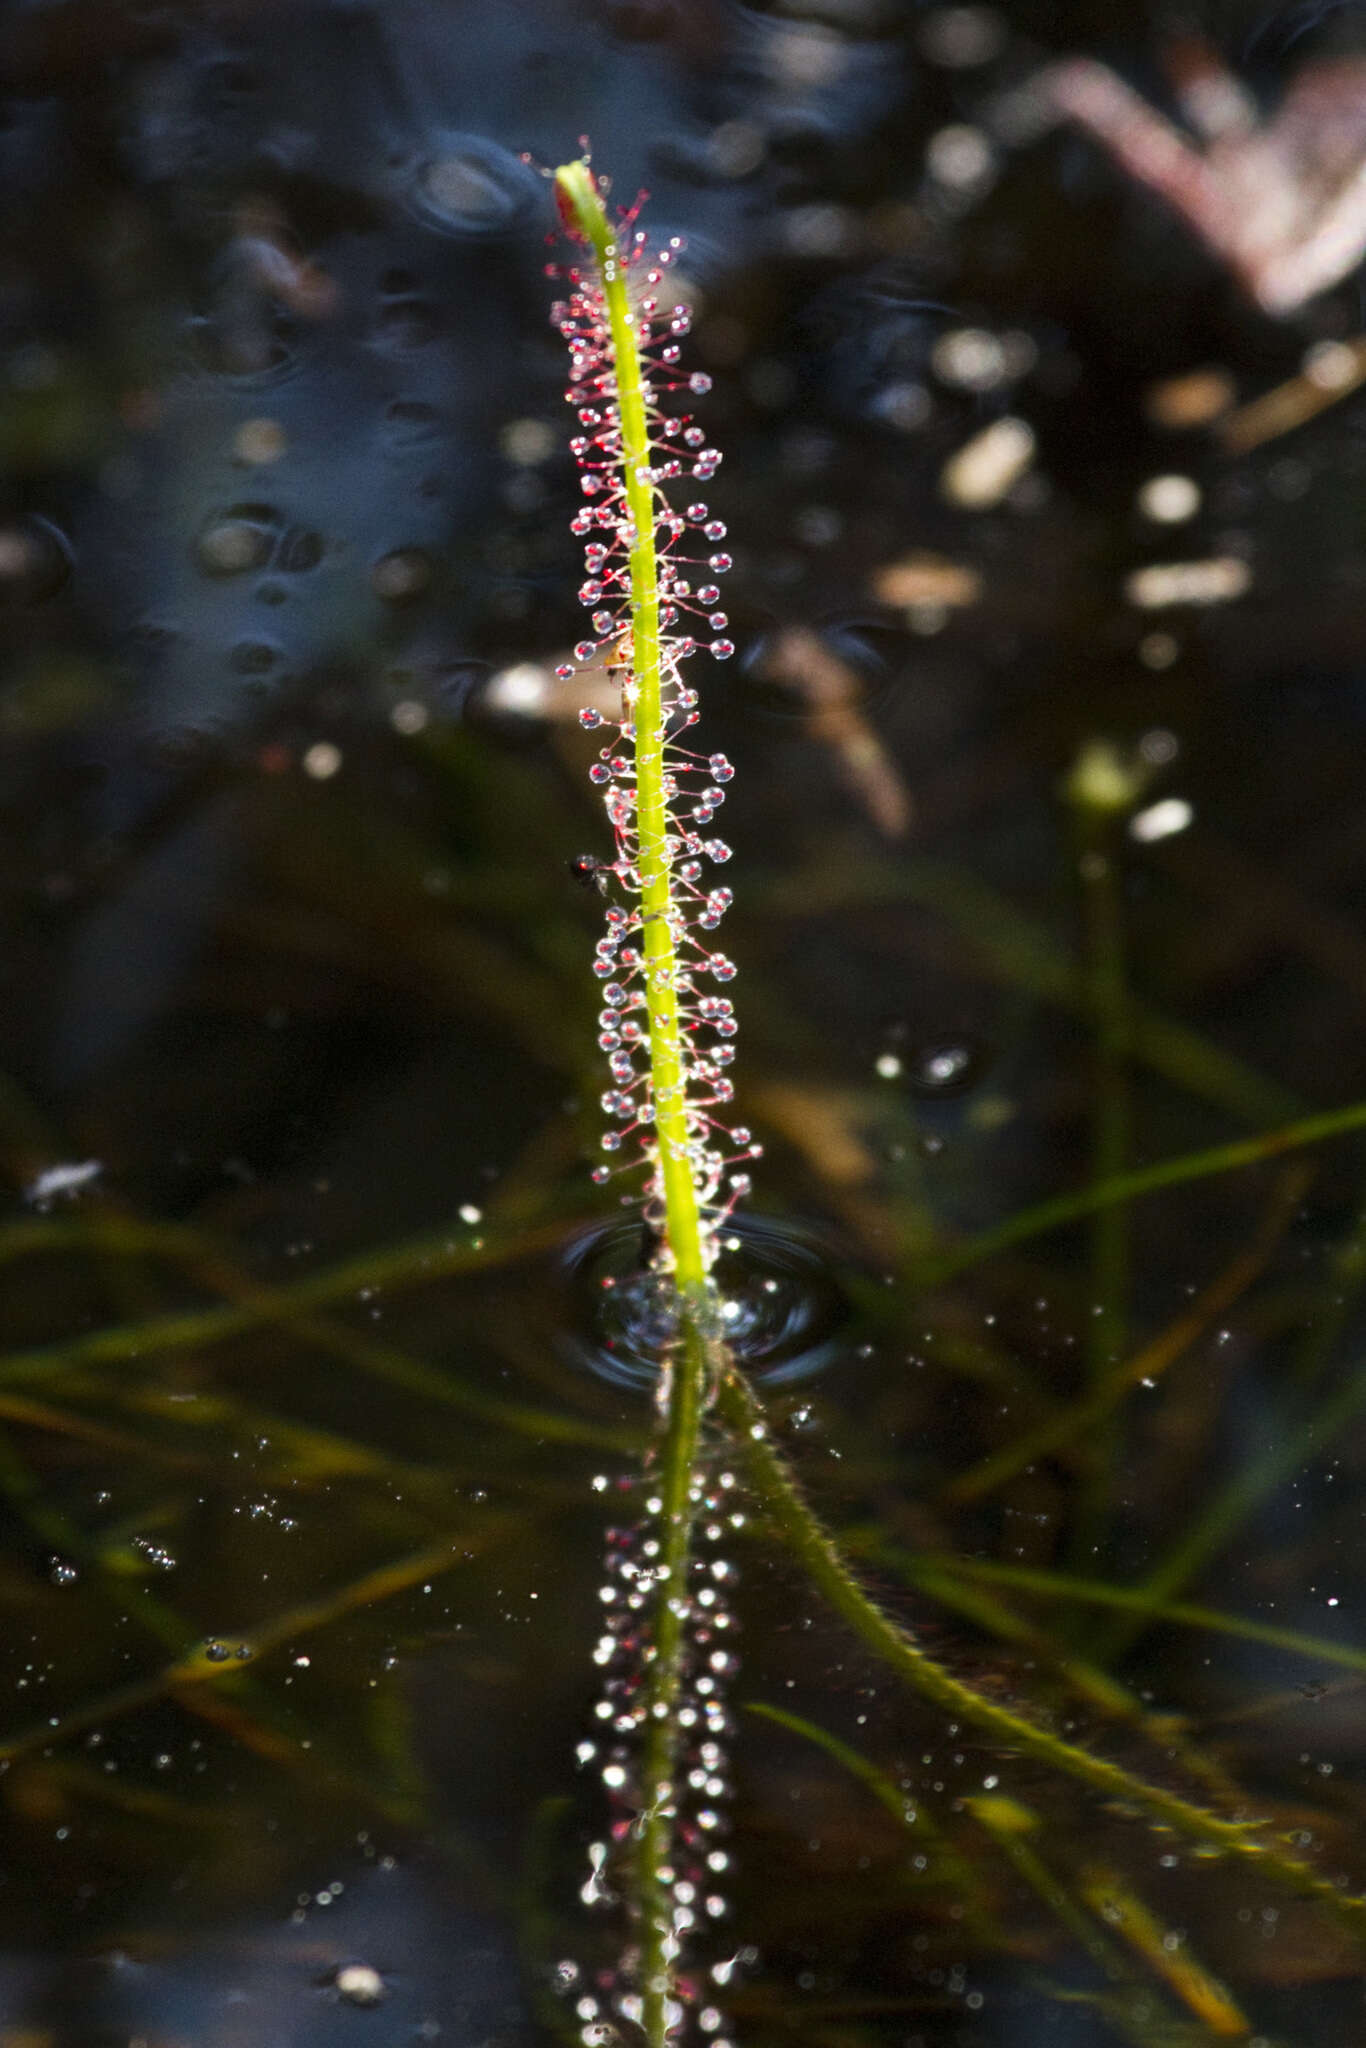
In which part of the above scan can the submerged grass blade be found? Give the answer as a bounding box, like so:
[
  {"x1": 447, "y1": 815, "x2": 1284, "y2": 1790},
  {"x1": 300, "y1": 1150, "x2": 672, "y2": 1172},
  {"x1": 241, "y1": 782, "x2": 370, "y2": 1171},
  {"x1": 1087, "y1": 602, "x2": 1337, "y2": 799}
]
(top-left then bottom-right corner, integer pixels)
[
  {"x1": 745, "y1": 1700, "x2": 1004, "y2": 1945},
  {"x1": 1094, "y1": 1348, "x2": 1366, "y2": 1663},
  {"x1": 945, "y1": 1165, "x2": 1306, "y2": 1505},
  {"x1": 765, "y1": 852, "x2": 1300, "y2": 1128},
  {"x1": 1069, "y1": 747, "x2": 1136, "y2": 1562},
  {"x1": 0, "y1": 1527, "x2": 508, "y2": 1768},
  {"x1": 911, "y1": 1098, "x2": 1366, "y2": 1290},
  {"x1": 1078, "y1": 1868, "x2": 1250, "y2": 2036},
  {"x1": 964, "y1": 1797, "x2": 1220, "y2": 2048},
  {"x1": 716, "y1": 1363, "x2": 1366, "y2": 1942},
  {"x1": 897, "y1": 1554, "x2": 1366, "y2": 1677}
]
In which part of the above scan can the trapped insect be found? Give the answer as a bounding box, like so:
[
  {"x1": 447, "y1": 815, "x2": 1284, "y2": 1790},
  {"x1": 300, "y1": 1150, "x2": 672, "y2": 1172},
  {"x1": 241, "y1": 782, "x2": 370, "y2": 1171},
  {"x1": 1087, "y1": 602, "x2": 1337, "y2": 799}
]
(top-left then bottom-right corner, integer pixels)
[{"x1": 567, "y1": 852, "x2": 613, "y2": 895}]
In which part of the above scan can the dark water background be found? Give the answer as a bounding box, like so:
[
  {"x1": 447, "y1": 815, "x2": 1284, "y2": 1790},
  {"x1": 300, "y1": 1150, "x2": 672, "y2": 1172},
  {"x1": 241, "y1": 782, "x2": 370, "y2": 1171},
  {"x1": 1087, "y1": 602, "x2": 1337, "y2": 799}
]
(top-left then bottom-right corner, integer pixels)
[{"x1": 3, "y1": 1, "x2": 1366, "y2": 2042}]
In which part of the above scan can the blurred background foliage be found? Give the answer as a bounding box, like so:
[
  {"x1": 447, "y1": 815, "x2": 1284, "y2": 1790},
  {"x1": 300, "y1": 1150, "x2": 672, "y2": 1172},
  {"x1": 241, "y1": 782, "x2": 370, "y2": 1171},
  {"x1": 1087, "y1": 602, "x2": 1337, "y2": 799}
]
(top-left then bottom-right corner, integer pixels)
[{"x1": 3, "y1": 0, "x2": 1366, "y2": 2041}]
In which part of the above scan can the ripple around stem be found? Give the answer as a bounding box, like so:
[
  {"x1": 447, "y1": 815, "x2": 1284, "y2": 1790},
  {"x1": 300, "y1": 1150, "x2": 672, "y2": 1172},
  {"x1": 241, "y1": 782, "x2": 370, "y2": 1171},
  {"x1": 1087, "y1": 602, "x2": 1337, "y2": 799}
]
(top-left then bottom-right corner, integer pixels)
[{"x1": 559, "y1": 1215, "x2": 850, "y2": 1391}]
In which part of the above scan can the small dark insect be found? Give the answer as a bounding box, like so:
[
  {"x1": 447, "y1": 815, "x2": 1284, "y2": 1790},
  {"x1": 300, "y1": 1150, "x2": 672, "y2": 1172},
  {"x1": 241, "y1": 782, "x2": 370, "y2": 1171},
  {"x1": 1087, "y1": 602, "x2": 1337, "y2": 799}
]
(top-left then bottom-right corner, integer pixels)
[{"x1": 568, "y1": 853, "x2": 612, "y2": 895}]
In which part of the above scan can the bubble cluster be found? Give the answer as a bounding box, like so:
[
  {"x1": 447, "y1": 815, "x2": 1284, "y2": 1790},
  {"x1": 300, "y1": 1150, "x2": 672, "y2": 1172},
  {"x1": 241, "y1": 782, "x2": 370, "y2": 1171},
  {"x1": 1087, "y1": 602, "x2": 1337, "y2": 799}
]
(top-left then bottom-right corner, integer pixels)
[
  {"x1": 568, "y1": 1470, "x2": 746, "y2": 2046},
  {"x1": 551, "y1": 180, "x2": 757, "y2": 1270}
]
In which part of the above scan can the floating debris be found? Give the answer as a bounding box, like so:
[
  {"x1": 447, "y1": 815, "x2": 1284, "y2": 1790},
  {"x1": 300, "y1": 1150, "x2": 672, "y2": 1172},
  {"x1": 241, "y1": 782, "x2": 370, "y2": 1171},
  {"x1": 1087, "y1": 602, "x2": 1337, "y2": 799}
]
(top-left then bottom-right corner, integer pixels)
[
  {"x1": 1130, "y1": 796, "x2": 1195, "y2": 843},
  {"x1": 925, "y1": 123, "x2": 996, "y2": 194},
  {"x1": 1046, "y1": 46, "x2": 1366, "y2": 314},
  {"x1": 334, "y1": 1962, "x2": 386, "y2": 2007},
  {"x1": 757, "y1": 626, "x2": 911, "y2": 836},
  {"x1": 940, "y1": 416, "x2": 1035, "y2": 508},
  {"x1": 1145, "y1": 366, "x2": 1236, "y2": 430},
  {"x1": 918, "y1": 6, "x2": 1007, "y2": 68},
  {"x1": 1125, "y1": 556, "x2": 1251, "y2": 609},
  {"x1": 871, "y1": 551, "x2": 982, "y2": 612},
  {"x1": 23, "y1": 1160, "x2": 102, "y2": 1209},
  {"x1": 1136, "y1": 474, "x2": 1201, "y2": 523},
  {"x1": 302, "y1": 741, "x2": 342, "y2": 780},
  {"x1": 931, "y1": 327, "x2": 1007, "y2": 391},
  {"x1": 1220, "y1": 335, "x2": 1366, "y2": 453}
]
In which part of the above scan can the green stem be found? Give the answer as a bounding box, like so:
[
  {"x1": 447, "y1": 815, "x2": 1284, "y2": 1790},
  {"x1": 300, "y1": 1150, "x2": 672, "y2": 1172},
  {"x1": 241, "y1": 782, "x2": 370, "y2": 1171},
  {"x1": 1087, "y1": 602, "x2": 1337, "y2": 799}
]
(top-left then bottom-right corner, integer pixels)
[
  {"x1": 555, "y1": 161, "x2": 719, "y2": 2047},
  {"x1": 635, "y1": 1317, "x2": 710, "y2": 2043},
  {"x1": 555, "y1": 159, "x2": 708, "y2": 1295}
]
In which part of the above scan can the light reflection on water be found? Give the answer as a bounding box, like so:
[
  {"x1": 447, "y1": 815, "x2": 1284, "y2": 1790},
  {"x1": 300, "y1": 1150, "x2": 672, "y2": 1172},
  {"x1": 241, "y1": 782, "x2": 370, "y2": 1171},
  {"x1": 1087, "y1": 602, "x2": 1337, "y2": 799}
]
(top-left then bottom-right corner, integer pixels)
[{"x1": 561, "y1": 1213, "x2": 852, "y2": 1389}]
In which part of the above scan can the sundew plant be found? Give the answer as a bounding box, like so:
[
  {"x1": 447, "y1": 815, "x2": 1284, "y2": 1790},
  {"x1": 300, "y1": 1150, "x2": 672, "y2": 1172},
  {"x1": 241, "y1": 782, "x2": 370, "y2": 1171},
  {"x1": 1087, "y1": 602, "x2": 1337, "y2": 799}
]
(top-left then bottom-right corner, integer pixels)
[
  {"x1": 551, "y1": 156, "x2": 755, "y2": 1293},
  {"x1": 550, "y1": 155, "x2": 756, "y2": 2048},
  {"x1": 9, "y1": 32, "x2": 1366, "y2": 2045},
  {"x1": 544, "y1": 157, "x2": 1366, "y2": 2048}
]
